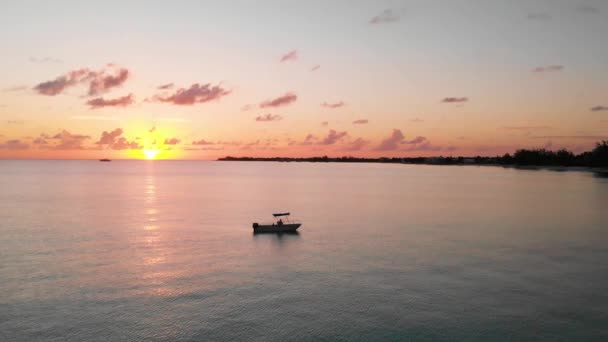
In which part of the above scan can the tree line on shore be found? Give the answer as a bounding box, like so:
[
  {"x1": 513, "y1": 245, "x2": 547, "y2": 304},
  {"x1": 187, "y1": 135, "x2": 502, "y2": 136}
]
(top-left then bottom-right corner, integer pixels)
[{"x1": 219, "y1": 141, "x2": 608, "y2": 167}]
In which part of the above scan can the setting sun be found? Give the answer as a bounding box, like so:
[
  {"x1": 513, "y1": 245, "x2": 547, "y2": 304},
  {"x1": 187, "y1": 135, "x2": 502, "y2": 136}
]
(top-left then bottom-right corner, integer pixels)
[{"x1": 143, "y1": 149, "x2": 159, "y2": 160}]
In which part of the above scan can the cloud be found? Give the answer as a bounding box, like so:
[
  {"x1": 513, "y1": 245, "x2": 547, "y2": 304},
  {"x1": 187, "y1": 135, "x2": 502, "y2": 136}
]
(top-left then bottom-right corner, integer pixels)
[
  {"x1": 352, "y1": 119, "x2": 368, "y2": 125},
  {"x1": 321, "y1": 121, "x2": 328, "y2": 126},
  {"x1": 410, "y1": 118, "x2": 424, "y2": 123},
  {"x1": 96, "y1": 128, "x2": 123, "y2": 145},
  {"x1": 345, "y1": 137, "x2": 370, "y2": 151},
  {"x1": 111, "y1": 137, "x2": 141, "y2": 150},
  {"x1": 33, "y1": 65, "x2": 130, "y2": 96},
  {"x1": 591, "y1": 106, "x2": 608, "y2": 112},
  {"x1": 95, "y1": 128, "x2": 140, "y2": 150},
  {"x1": 0, "y1": 139, "x2": 29, "y2": 150},
  {"x1": 321, "y1": 101, "x2": 345, "y2": 109},
  {"x1": 87, "y1": 67, "x2": 129, "y2": 96},
  {"x1": 527, "y1": 12, "x2": 552, "y2": 21},
  {"x1": 320, "y1": 129, "x2": 348, "y2": 145},
  {"x1": 49, "y1": 130, "x2": 91, "y2": 150},
  {"x1": 6, "y1": 120, "x2": 25, "y2": 125},
  {"x1": 280, "y1": 50, "x2": 298, "y2": 63},
  {"x1": 86, "y1": 94, "x2": 134, "y2": 109},
  {"x1": 376, "y1": 129, "x2": 404, "y2": 150},
  {"x1": 441, "y1": 97, "x2": 468, "y2": 103},
  {"x1": 157, "y1": 83, "x2": 174, "y2": 90},
  {"x1": 260, "y1": 92, "x2": 297, "y2": 108},
  {"x1": 532, "y1": 65, "x2": 564, "y2": 73},
  {"x1": 164, "y1": 138, "x2": 180, "y2": 145},
  {"x1": 311, "y1": 65, "x2": 320, "y2": 72},
  {"x1": 370, "y1": 9, "x2": 401, "y2": 24},
  {"x1": 288, "y1": 134, "x2": 318, "y2": 146},
  {"x1": 33, "y1": 68, "x2": 94, "y2": 96},
  {"x1": 149, "y1": 126, "x2": 156, "y2": 133},
  {"x1": 153, "y1": 83, "x2": 231, "y2": 105},
  {"x1": 192, "y1": 139, "x2": 215, "y2": 145},
  {"x1": 404, "y1": 136, "x2": 427, "y2": 144},
  {"x1": 255, "y1": 114, "x2": 282, "y2": 122}
]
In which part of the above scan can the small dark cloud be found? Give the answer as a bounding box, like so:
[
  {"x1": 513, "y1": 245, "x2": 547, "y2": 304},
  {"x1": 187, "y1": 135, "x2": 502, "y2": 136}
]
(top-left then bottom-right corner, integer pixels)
[
  {"x1": 255, "y1": 114, "x2": 282, "y2": 122},
  {"x1": 441, "y1": 97, "x2": 468, "y2": 103},
  {"x1": 0, "y1": 139, "x2": 29, "y2": 150},
  {"x1": 111, "y1": 137, "x2": 141, "y2": 150},
  {"x1": 532, "y1": 65, "x2": 564, "y2": 73},
  {"x1": 86, "y1": 94, "x2": 134, "y2": 109},
  {"x1": 153, "y1": 83, "x2": 231, "y2": 105},
  {"x1": 192, "y1": 139, "x2": 215, "y2": 145},
  {"x1": 321, "y1": 121, "x2": 328, "y2": 126},
  {"x1": 591, "y1": 106, "x2": 608, "y2": 112},
  {"x1": 33, "y1": 65, "x2": 130, "y2": 96},
  {"x1": 157, "y1": 83, "x2": 174, "y2": 90},
  {"x1": 3, "y1": 85, "x2": 29, "y2": 92},
  {"x1": 280, "y1": 50, "x2": 298, "y2": 63},
  {"x1": 164, "y1": 138, "x2": 180, "y2": 145},
  {"x1": 87, "y1": 67, "x2": 129, "y2": 96},
  {"x1": 96, "y1": 128, "x2": 123, "y2": 145},
  {"x1": 311, "y1": 65, "x2": 320, "y2": 72},
  {"x1": 321, "y1": 101, "x2": 345, "y2": 109},
  {"x1": 260, "y1": 92, "x2": 297, "y2": 108},
  {"x1": 320, "y1": 129, "x2": 348, "y2": 145},
  {"x1": 352, "y1": 119, "x2": 368, "y2": 125},
  {"x1": 370, "y1": 9, "x2": 401, "y2": 24},
  {"x1": 376, "y1": 129, "x2": 404, "y2": 150}
]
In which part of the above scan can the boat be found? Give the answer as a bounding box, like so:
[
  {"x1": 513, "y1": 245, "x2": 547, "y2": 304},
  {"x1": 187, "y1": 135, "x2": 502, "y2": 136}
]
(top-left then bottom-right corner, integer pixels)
[
  {"x1": 99, "y1": 158, "x2": 111, "y2": 162},
  {"x1": 252, "y1": 212, "x2": 301, "y2": 233}
]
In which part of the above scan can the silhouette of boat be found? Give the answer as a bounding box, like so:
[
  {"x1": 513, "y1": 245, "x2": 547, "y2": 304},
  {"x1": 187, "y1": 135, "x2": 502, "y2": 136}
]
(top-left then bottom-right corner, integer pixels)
[
  {"x1": 99, "y1": 158, "x2": 111, "y2": 162},
  {"x1": 253, "y1": 212, "x2": 301, "y2": 233}
]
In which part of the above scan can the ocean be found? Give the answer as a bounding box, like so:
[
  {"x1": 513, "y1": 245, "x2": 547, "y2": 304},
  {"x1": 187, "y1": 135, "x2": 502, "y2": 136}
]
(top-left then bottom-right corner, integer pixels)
[{"x1": 1, "y1": 160, "x2": 607, "y2": 341}]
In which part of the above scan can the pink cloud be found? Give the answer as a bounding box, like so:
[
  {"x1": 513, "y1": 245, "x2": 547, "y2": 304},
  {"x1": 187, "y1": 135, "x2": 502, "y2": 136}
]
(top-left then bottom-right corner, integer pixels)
[
  {"x1": 255, "y1": 114, "x2": 283, "y2": 122},
  {"x1": 33, "y1": 65, "x2": 130, "y2": 97},
  {"x1": 96, "y1": 128, "x2": 123, "y2": 145},
  {"x1": 0, "y1": 139, "x2": 29, "y2": 150},
  {"x1": 441, "y1": 97, "x2": 468, "y2": 103},
  {"x1": 192, "y1": 139, "x2": 215, "y2": 145},
  {"x1": 376, "y1": 129, "x2": 404, "y2": 150},
  {"x1": 280, "y1": 50, "x2": 298, "y2": 63},
  {"x1": 321, "y1": 101, "x2": 345, "y2": 109},
  {"x1": 532, "y1": 65, "x2": 564, "y2": 73},
  {"x1": 241, "y1": 104, "x2": 254, "y2": 111},
  {"x1": 95, "y1": 128, "x2": 140, "y2": 150},
  {"x1": 345, "y1": 137, "x2": 370, "y2": 151},
  {"x1": 49, "y1": 130, "x2": 91, "y2": 150},
  {"x1": 157, "y1": 83, "x2": 174, "y2": 90},
  {"x1": 260, "y1": 92, "x2": 297, "y2": 108},
  {"x1": 320, "y1": 129, "x2": 348, "y2": 145},
  {"x1": 33, "y1": 68, "x2": 94, "y2": 96},
  {"x1": 164, "y1": 138, "x2": 180, "y2": 145},
  {"x1": 154, "y1": 83, "x2": 231, "y2": 105},
  {"x1": 87, "y1": 94, "x2": 134, "y2": 109},
  {"x1": 88, "y1": 67, "x2": 129, "y2": 96},
  {"x1": 353, "y1": 119, "x2": 368, "y2": 124},
  {"x1": 321, "y1": 121, "x2": 329, "y2": 126}
]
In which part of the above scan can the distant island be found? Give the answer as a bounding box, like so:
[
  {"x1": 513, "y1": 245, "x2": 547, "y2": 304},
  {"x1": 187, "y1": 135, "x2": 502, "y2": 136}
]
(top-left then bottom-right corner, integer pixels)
[{"x1": 219, "y1": 141, "x2": 608, "y2": 168}]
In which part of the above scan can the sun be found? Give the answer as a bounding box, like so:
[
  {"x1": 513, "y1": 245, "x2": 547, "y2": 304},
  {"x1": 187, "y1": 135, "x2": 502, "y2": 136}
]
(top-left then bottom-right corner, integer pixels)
[{"x1": 143, "y1": 149, "x2": 160, "y2": 160}]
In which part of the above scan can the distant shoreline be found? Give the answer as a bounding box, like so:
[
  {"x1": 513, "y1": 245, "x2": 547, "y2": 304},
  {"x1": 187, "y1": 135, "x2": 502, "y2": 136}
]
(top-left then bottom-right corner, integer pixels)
[{"x1": 217, "y1": 156, "x2": 608, "y2": 174}]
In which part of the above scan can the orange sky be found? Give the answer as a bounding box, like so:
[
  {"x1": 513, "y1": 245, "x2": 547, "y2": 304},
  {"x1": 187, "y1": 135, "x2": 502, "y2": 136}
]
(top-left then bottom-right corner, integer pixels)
[{"x1": 1, "y1": 1, "x2": 607, "y2": 160}]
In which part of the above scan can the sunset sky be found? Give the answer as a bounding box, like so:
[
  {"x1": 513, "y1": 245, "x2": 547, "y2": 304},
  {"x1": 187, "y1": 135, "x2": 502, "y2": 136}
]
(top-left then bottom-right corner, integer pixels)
[{"x1": 1, "y1": 0, "x2": 607, "y2": 159}]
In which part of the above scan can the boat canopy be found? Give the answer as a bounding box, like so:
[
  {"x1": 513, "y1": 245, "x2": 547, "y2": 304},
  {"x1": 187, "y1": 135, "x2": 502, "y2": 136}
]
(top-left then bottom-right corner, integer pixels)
[{"x1": 273, "y1": 212, "x2": 290, "y2": 217}]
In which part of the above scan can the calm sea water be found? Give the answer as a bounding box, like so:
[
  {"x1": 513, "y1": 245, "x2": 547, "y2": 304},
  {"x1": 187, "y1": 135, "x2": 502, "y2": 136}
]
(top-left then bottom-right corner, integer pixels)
[{"x1": 1, "y1": 160, "x2": 607, "y2": 341}]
